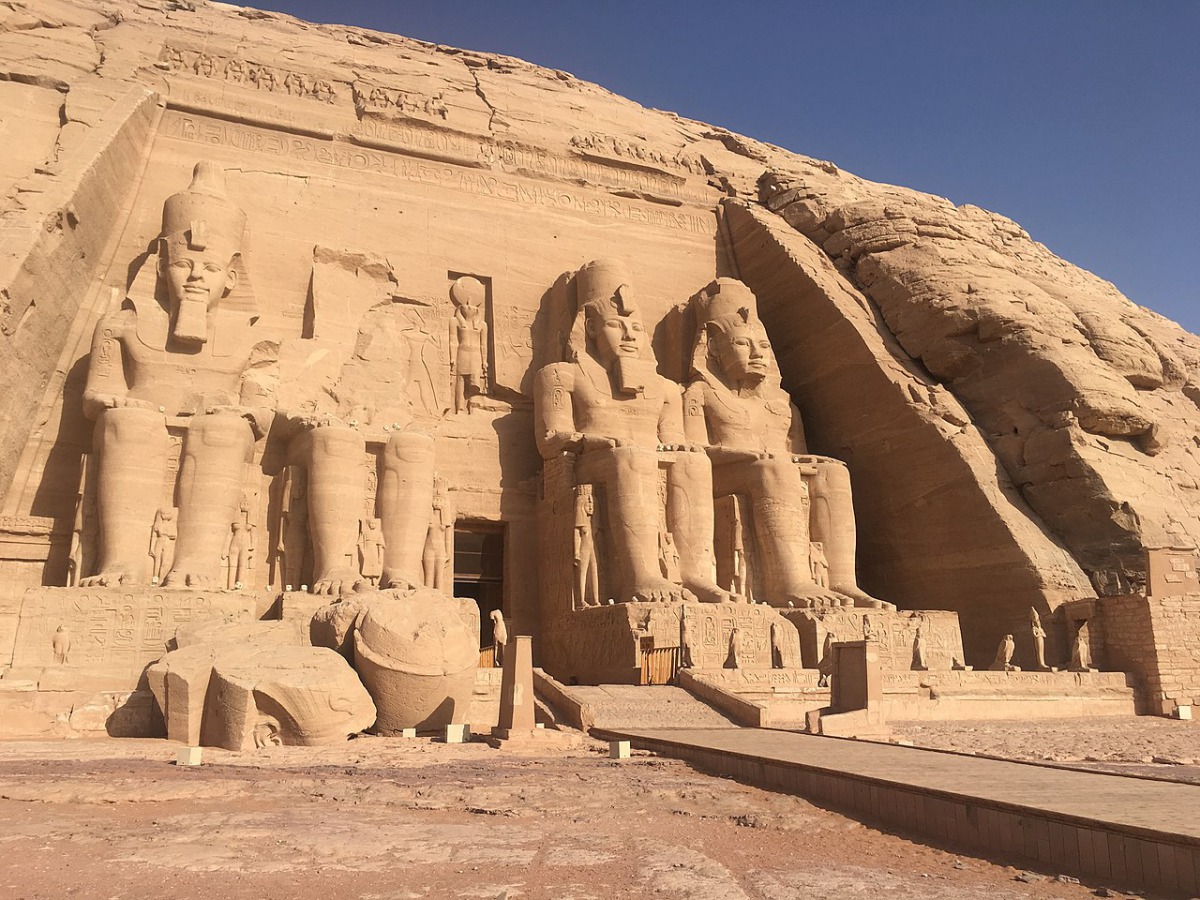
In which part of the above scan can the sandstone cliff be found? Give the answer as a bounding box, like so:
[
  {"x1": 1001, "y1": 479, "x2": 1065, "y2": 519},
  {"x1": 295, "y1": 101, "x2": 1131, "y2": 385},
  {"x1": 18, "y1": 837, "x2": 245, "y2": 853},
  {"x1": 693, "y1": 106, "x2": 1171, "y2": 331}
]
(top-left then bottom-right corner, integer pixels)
[{"x1": 1, "y1": 0, "x2": 1194, "y2": 660}]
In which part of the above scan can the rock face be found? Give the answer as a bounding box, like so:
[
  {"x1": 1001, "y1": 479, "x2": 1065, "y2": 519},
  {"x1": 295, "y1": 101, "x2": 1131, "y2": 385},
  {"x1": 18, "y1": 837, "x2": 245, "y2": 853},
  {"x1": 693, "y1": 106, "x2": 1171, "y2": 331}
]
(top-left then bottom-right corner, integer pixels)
[{"x1": 0, "y1": 0, "x2": 1197, "y2": 673}]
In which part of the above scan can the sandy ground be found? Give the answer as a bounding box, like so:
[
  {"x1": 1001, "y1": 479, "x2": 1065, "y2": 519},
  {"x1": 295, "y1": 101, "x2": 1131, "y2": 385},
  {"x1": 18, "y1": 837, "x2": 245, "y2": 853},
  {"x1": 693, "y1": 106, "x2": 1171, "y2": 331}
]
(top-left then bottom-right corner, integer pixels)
[
  {"x1": 902, "y1": 715, "x2": 1200, "y2": 784},
  {"x1": 0, "y1": 732, "x2": 1129, "y2": 900}
]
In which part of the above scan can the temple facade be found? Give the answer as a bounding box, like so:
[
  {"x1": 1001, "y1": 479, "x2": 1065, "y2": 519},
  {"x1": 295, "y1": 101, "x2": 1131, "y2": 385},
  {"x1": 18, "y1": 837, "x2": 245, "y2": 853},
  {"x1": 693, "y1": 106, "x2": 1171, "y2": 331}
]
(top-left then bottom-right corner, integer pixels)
[{"x1": 2, "y1": 1, "x2": 1199, "y2": 741}]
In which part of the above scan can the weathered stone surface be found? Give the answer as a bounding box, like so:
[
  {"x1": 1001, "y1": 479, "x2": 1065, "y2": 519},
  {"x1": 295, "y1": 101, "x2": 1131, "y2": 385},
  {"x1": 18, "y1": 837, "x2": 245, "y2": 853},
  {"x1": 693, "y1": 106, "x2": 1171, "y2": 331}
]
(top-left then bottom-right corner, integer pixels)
[
  {"x1": 313, "y1": 588, "x2": 479, "y2": 733},
  {"x1": 0, "y1": 0, "x2": 1194, "y2": 689},
  {"x1": 146, "y1": 618, "x2": 376, "y2": 749}
]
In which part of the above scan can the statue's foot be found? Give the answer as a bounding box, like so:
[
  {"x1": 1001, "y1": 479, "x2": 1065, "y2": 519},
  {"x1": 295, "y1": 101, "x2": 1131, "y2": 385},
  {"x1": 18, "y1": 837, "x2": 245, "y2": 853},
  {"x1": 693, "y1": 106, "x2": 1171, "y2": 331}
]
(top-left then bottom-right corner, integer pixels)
[
  {"x1": 630, "y1": 578, "x2": 697, "y2": 604},
  {"x1": 778, "y1": 583, "x2": 846, "y2": 609},
  {"x1": 79, "y1": 570, "x2": 140, "y2": 587},
  {"x1": 833, "y1": 584, "x2": 896, "y2": 611},
  {"x1": 684, "y1": 579, "x2": 738, "y2": 604},
  {"x1": 311, "y1": 568, "x2": 360, "y2": 596},
  {"x1": 162, "y1": 569, "x2": 219, "y2": 588},
  {"x1": 379, "y1": 569, "x2": 423, "y2": 592}
]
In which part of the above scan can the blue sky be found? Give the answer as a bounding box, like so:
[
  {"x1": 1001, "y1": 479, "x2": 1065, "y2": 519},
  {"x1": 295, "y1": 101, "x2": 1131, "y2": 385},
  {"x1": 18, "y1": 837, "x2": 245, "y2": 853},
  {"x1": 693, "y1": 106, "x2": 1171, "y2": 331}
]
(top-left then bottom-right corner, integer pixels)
[{"x1": 247, "y1": 1, "x2": 1200, "y2": 332}]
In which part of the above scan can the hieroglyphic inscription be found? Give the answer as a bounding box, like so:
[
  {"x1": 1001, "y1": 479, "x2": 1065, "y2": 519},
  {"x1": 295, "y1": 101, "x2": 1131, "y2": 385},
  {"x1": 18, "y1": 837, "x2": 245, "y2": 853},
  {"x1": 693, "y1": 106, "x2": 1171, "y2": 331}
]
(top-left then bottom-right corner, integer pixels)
[
  {"x1": 11, "y1": 587, "x2": 260, "y2": 669},
  {"x1": 162, "y1": 111, "x2": 715, "y2": 234}
]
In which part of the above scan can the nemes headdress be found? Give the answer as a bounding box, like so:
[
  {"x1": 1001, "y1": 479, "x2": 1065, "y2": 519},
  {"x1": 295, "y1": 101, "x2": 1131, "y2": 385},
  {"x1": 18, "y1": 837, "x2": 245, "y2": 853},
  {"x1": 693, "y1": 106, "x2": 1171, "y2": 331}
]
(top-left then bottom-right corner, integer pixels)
[
  {"x1": 566, "y1": 258, "x2": 638, "y2": 361},
  {"x1": 160, "y1": 162, "x2": 246, "y2": 259},
  {"x1": 689, "y1": 277, "x2": 762, "y2": 377}
]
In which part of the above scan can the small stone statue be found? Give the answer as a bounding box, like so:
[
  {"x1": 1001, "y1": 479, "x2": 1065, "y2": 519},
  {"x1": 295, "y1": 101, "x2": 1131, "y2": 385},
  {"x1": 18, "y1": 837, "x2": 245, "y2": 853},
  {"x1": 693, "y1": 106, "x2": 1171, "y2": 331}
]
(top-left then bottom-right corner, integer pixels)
[
  {"x1": 150, "y1": 508, "x2": 177, "y2": 585},
  {"x1": 1069, "y1": 623, "x2": 1095, "y2": 672},
  {"x1": 422, "y1": 476, "x2": 454, "y2": 590},
  {"x1": 727, "y1": 627, "x2": 743, "y2": 669},
  {"x1": 911, "y1": 622, "x2": 928, "y2": 671},
  {"x1": 224, "y1": 520, "x2": 255, "y2": 590},
  {"x1": 680, "y1": 612, "x2": 697, "y2": 669},
  {"x1": 810, "y1": 541, "x2": 830, "y2": 589},
  {"x1": 990, "y1": 633, "x2": 1019, "y2": 672},
  {"x1": 817, "y1": 632, "x2": 834, "y2": 687},
  {"x1": 490, "y1": 609, "x2": 508, "y2": 667},
  {"x1": 449, "y1": 276, "x2": 489, "y2": 415},
  {"x1": 573, "y1": 484, "x2": 600, "y2": 608},
  {"x1": 658, "y1": 531, "x2": 682, "y2": 584},
  {"x1": 1030, "y1": 607, "x2": 1049, "y2": 671},
  {"x1": 769, "y1": 620, "x2": 798, "y2": 669},
  {"x1": 52, "y1": 625, "x2": 70, "y2": 665},
  {"x1": 357, "y1": 517, "x2": 385, "y2": 586}
]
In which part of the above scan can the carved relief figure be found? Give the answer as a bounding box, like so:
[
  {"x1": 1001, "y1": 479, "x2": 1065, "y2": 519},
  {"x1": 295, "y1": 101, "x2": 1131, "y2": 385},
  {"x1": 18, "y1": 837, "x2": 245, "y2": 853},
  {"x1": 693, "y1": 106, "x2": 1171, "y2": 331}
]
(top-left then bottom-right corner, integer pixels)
[
  {"x1": 449, "y1": 276, "x2": 489, "y2": 414},
  {"x1": 680, "y1": 611, "x2": 697, "y2": 668},
  {"x1": 683, "y1": 278, "x2": 888, "y2": 610},
  {"x1": 81, "y1": 163, "x2": 270, "y2": 588},
  {"x1": 810, "y1": 541, "x2": 830, "y2": 589},
  {"x1": 573, "y1": 484, "x2": 600, "y2": 608},
  {"x1": 727, "y1": 626, "x2": 743, "y2": 669},
  {"x1": 52, "y1": 625, "x2": 71, "y2": 665},
  {"x1": 422, "y1": 476, "x2": 454, "y2": 590},
  {"x1": 533, "y1": 259, "x2": 730, "y2": 605},
  {"x1": 911, "y1": 622, "x2": 928, "y2": 671},
  {"x1": 224, "y1": 520, "x2": 255, "y2": 589},
  {"x1": 150, "y1": 508, "x2": 177, "y2": 584},
  {"x1": 358, "y1": 517, "x2": 385, "y2": 586}
]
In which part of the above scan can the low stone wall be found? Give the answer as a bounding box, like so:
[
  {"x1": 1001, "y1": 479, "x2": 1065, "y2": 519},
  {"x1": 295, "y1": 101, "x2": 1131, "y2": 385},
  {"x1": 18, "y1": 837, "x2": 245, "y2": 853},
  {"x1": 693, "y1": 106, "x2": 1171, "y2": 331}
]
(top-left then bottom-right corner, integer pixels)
[{"x1": 1099, "y1": 594, "x2": 1200, "y2": 715}]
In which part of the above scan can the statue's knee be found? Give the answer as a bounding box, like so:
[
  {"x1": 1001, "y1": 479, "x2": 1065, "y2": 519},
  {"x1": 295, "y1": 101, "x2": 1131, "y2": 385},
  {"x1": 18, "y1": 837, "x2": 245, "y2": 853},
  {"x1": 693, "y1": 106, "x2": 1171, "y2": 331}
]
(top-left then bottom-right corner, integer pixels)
[
  {"x1": 384, "y1": 431, "x2": 435, "y2": 464},
  {"x1": 189, "y1": 412, "x2": 253, "y2": 450},
  {"x1": 100, "y1": 406, "x2": 164, "y2": 444},
  {"x1": 311, "y1": 426, "x2": 364, "y2": 459}
]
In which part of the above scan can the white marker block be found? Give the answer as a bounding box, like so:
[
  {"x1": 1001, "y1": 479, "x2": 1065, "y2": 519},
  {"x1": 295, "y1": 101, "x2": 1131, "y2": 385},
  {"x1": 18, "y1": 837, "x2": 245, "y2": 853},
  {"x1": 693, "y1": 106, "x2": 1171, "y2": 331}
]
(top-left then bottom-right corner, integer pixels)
[
  {"x1": 444, "y1": 723, "x2": 470, "y2": 744},
  {"x1": 401, "y1": 727, "x2": 417, "y2": 738},
  {"x1": 1176, "y1": 705, "x2": 1193, "y2": 721},
  {"x1": 535, "y1": 722, "x2": 545, "y2": 730},
  {"x1": 176, "y1": 746, "x2": 203, "y2": 766},
  {"x1": 609, "y1": 740, "x2": 631, "y2": 759}
]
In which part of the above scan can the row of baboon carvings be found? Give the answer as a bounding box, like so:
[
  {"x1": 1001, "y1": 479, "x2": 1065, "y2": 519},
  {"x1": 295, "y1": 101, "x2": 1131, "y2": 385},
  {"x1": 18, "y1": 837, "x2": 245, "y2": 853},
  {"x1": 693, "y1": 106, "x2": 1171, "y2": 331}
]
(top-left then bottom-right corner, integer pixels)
[{"x1": 67, "y1": 161, "x2": 888, "y2": 613}]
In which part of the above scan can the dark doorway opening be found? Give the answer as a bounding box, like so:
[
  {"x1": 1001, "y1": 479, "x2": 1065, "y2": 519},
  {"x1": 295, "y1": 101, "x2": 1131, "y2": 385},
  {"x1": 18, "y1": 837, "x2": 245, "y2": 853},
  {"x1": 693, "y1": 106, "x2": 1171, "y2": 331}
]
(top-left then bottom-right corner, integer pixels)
[{"x1": 454, "y1": 525, "x2": 504, "y2": 647}]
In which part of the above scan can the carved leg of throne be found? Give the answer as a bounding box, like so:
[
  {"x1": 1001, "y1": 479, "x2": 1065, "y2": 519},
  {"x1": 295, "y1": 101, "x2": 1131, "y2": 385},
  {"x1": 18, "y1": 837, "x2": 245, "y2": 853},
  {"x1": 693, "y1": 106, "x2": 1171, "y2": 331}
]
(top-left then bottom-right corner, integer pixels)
[
  {"x1": 83, "y1": 406, "x2": 168, "y2": 586},
  {"x1": 378, "y1": 432, "x2": 436, "y2": 591},
  {"x1": 293, "y1": 425, "x2": 363, "y2": 595},
  {"x1": 167, "y1": 411, "x2": 255, "y2": 588}
]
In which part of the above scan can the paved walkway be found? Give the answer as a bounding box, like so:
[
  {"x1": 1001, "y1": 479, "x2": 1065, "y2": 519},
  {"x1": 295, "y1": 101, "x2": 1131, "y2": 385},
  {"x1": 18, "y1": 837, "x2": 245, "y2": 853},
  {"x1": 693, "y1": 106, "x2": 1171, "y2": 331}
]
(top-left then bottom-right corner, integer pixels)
[
  {"x1": 566, "y1": 686, "x2": 738, "y2": 730},
  {"x1": 600, "y1": 727, "x2": 1200, "y2": 843}
]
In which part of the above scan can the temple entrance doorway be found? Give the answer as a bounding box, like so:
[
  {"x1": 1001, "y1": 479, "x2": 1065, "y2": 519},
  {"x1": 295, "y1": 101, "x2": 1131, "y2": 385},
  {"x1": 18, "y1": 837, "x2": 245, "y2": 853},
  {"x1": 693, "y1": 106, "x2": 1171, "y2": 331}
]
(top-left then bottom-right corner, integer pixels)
[{"x1": 454, "y1": 525, "x2": 505, "y2": 655}]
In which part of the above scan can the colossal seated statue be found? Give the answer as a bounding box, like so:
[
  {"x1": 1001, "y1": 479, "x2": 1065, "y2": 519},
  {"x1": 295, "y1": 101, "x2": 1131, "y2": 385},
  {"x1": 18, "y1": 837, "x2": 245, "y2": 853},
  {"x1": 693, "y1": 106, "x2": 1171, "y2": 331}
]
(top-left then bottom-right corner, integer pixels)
[
  {"x1": 81, "y1": 162, "x2": 270, "y2": 588},
  {"x1": 684, "y1": 278, "x2": 889, "y2": 609},
  {"x1": 265, "y1": 300, "x2": 438, "y2": 595},
  {"x1": 533, "y1": 259, "x2": 730, "y2": 605}
]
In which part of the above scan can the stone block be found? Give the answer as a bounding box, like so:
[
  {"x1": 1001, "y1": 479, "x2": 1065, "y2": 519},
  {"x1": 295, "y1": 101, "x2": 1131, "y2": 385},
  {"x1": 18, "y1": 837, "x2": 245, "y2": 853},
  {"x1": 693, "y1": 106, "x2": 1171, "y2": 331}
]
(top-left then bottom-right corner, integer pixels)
[
  {"x1": 176, "y1": 746, "x2": 202, "y2": 766},
  {"x1": 609, "y1": 740, "x2": 631, "y2": 759},
  {"x1": 444, "y1": 723, "x2": 470, "y2": 743}
]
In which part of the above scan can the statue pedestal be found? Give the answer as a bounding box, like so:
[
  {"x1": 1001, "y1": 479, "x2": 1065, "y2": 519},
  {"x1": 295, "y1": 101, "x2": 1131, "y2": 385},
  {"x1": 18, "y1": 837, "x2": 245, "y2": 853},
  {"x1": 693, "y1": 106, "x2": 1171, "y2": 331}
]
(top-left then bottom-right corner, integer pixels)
[
  {"x1": 540, "y1": 600, "x2": 800, "y2": 686},
  {"x1": 785, "y1": 607, "x2": 963, "y2": 671}
]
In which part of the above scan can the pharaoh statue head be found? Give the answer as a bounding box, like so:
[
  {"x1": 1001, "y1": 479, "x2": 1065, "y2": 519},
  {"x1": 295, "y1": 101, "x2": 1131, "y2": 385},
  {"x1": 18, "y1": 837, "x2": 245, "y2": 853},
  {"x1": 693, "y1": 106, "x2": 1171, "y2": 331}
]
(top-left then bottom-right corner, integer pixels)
[
  {"x1": 569, "y1": 259, "x2": 646, "y2": 368},
  {"x1": 691, "y1": 278, "x2": 776, "y2": 390},
  {"x1": 158, "y1": 162, "x2": 247, "y2": 345}
]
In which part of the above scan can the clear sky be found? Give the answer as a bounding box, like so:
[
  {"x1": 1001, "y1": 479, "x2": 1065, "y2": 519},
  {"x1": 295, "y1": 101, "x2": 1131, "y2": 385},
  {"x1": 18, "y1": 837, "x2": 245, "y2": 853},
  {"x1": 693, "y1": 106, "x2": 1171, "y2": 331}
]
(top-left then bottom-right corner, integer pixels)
[{"x1": 243, "y1": 1, "x2": 1200, "y2": 332}]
